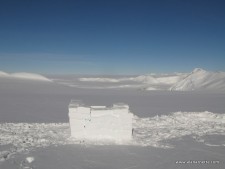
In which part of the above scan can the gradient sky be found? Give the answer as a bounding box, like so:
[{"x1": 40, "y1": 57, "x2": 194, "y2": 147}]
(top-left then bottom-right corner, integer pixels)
[{"x1": 0, "y1": 0, "x2": 225, "y2": 74}]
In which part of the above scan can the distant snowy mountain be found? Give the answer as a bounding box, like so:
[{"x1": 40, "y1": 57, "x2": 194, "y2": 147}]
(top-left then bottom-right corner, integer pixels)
[
  {"x1": 0, "y1": 71, "x2": 52, "y2": 82},
  {"x1": 170, "y1": 68, "x2": 225, "y2": 91},
  {"x1": 79, "y1": 73, "x2": 188, "y2": 90},
  {"x1": 137, "y1": 74, "x2": 188, "y2": 90},
  {"x1": 78, "y1": 68, "x2": 225, "y2": 91},
  {"x1": 79, "y1": 74, "x2": 186, "y2": 85},
  {"x1": 2, "y1": 68, "x2": 224, "y2": 90}
]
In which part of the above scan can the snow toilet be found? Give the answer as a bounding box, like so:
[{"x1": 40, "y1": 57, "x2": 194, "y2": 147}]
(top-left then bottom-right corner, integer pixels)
[{"x1": 68, "y1": 100, "x2": 133, "y2": 142}]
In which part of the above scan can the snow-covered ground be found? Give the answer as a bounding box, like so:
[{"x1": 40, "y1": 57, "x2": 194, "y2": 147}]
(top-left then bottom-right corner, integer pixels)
[
  {"x1": 0, "y1": 70, "x2": 225, "y2": 169},
  {"x1": 1, "y1": 111, "x2": 225, "y2": 162}
]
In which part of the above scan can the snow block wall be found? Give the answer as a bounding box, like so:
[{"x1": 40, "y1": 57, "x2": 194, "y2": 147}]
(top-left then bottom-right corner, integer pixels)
[{"x1": 68, "y1": 100, "x2": 133, "y2": 142}]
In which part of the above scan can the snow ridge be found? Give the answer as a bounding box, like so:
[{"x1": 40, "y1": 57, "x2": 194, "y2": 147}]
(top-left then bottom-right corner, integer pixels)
[
  {"x1": 0, "y1": 71, "x2": 52, "y2": 82},
  {"x1": 170, "y1": 68, "x2": 225, "y2": 91}
]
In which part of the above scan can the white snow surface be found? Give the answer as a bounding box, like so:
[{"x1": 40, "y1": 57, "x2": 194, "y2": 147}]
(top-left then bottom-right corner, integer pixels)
[
  {"x1": 79, "y1": 77, "x2": 122, "y2": 83},
  {"x1": 1, "y1": 68, "x2": 225, "y2": 90},
  {"x1": 1, "y1": 111, "x2": 225, "y2": 162},
  {"x1": 170, "y1": 68, "x2": 225, "y2": 91},
  {"x1": 76, "y1": 68, "x2": 225, "y2": 91},
  {"x1": 79, "y1": 74, "x2": 186, "y2": 85},
  {"x1": 26, "y1": 157, "x2": 34, "y2": 163},
  {"x1": 1, "y1": 74, "x2": 225, "y2": 168},
  {"x1": 69, "y1": 102, "x2": 133, "y2": 142},
  {"x1": 0, "y1": 71, "x2": 52, "y2": 82}
]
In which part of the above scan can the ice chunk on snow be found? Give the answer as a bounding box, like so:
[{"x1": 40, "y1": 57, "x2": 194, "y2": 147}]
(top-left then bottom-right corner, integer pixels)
[
  {"x1": 26, "y1": 157, "x2": 34, "y2": 163},
  {"x1": 68, "y1": 101, "x2": 133, "y2": 143}
]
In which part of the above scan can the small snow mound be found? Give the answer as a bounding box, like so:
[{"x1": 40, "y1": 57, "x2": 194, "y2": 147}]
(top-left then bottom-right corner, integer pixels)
[{"x1": 26, "y1": 157, "x2": 34, "y2": 163}]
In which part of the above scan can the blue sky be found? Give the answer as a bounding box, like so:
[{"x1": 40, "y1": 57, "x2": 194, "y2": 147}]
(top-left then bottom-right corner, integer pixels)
[{"x1": 0, "y1": 0, "x2": 225, "y2": 74}]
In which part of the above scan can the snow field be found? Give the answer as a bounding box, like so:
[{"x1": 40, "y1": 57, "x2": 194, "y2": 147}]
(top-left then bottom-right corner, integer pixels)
[
  {"x1": 0, "y1": 123, "x2": 70, "y2": 162},
  {"x1": 133, "y1": 111, "x2": 225, "y2": 148},
  {"x1": 1, "y1": 111, "x2": 225, "y2": 162},
  {"x1": 170, "y1": 68, "x2": 225, "y2": 91}
]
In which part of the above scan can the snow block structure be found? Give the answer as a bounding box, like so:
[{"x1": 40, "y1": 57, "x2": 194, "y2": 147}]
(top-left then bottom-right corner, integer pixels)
[{"x1": 68, "y1": 100, "x2": 133, "y2": 142}]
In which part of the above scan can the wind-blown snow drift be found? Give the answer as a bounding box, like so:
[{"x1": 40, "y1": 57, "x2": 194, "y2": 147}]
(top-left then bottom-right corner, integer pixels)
[
  {"x1": 170, "y1": 68, "x2": 225, "y2": 91},
  {"x1": 0, "y1": 71, "x2": 52, "y2": 82}
]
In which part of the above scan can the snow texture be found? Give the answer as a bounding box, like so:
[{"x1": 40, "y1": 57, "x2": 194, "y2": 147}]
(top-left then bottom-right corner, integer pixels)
[
  {"x1": 1, "y1": 111, "x2": 225, "y2": 162},
  {"x1": 1, "y1": 70, "x2": 225, "y2": 169},
  {"x1": 68, "y1": 101, "x2": 133, "y2": 142},
  {"x1": 170, "y1": 68, "x2": 225, "y2": 91}
]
